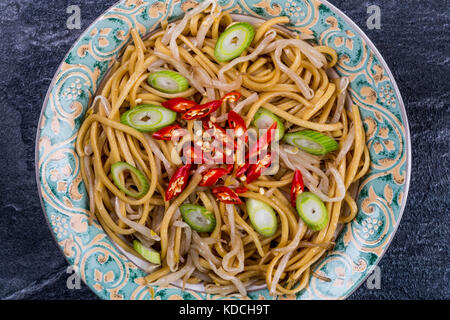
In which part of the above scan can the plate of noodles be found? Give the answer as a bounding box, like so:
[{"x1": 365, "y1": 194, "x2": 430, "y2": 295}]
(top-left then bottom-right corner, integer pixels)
[{"x1": 36, "y1": 0, "x2": 410, "y2": 300}]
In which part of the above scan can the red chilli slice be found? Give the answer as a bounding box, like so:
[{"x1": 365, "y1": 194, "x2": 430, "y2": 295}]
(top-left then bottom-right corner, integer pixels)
[
  {"x1": 165, "y1": 164, "x2": 191, "y2": 201},
  {"x1": 199, "y1": 167, "x2": 229, "y2": 187},
  {"x1": 182, "y1": 100, "x2": 222, "y2": 120},
  {"x1": 235, "y1": 162, "x2": 250, "y2": 178},
  {"x1": 234, "y1": 186, "x2": 248, "y2": 194},
  {"x1": 162, "y1": 98, "x2": 197, "y2": 113},
  {"x1": 248, "y1": 121, "x2": 277, "y2": 162},
  {"x1": 152, "y1": 124, "x2": 185, "y2": 141},
  {"x1": 224, "y1": 164, "x2": 234, "y2": 174},
  {"x1": 246, "y1": 153, "x2": 272, "y2": 184},
  {"x1": 228, "y1": 110, "x2": 248, "y2": 143},
  {"x1": 290, "y1": 170, "x2": 305, "y2": 207},
  {"x1": 202, "y1": 118, "x2": 233, "y2": 147},
  {"x1": 212, "y1": 186, "x2": 243, "y2": 204},
  {"x1": 202, "y1": 118, "x2": 235, "y2": 163},
  {"x1": 222, "y1": 91, "x2": 242, "y2": 104}
]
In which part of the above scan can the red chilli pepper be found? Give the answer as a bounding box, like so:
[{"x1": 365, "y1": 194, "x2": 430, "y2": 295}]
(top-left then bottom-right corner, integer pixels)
[
  {"x1": 228, "y1": 111, "x2": 248, "y2": 143},
  {"x1": 182, "y1": 100, "x2": 222, "y2": 120},
  {"x1": 196, "y1": 139, "x2": 226, "y2": 164},
  {"x1": 165, "y1": 164, "x2": 191, "y2": 201},
  {"x1": 212, "y1": 186, "x2": 243, "y2": 204},
  {"x1": 235, "y1": 162, "x2": 250, "y2": 178},
  {"x1": 290, "y1": 170, "x2": 305, "y2": 207},
  {"x1": 162, "y1": 98, "x2": 197, "y2": 113},
  {"x1": 234, "y1": 186, "x2": 248, "y2": 194},
  {"x1": 202, "y1": 118, "x2": 235, "y2": 163},
  {"x1": 152, "y1": 124, "x2": 185, "y2": 141},
  {"x1": 248, "y1": 121, "x2": 277, "y2": 162},
  {"x1": 202, "y1": 119, "x2": 231, "y2": 145},
  {"x1": 246, "y1": 153, "x2": 272, "y2": 184},
  {"x1": 199, "y1": 167, "x2": 229, "y2": 187},
  {"x1": 224, "y1": 164, "x2": 234, "y2": 174},
  {"x1": 222, "y1": 91, "x2": 242, "y2": 104}
]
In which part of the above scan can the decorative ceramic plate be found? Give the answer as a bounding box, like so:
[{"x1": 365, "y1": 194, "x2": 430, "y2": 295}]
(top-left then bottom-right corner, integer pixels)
[{"x1": 36, "y1": 0, "x2": 411, "y2": 300}]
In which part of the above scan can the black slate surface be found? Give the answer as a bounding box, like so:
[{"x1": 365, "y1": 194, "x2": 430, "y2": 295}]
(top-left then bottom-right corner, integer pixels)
[{"x1": 0, "y1": 0, "x2": 448, "y2": 300}]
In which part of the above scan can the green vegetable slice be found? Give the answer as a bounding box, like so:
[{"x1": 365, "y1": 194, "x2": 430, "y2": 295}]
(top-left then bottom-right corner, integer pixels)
[
  {"x1": 253, "y1": 108, "x2": 285, "y2": 141},
  {"x1": 214, "y1": 22, "x2": 255, "y2": 62},
  {"x1": 180, "y1": 204, "x2": 216, "y2": 232},
  {"x1": 133, "y1": 240, "x2": 161, "y2": 265},
  {"x1": 147, "y1": 70, "x2": 189, "y2": 93},
  {"x1": 120, "y1": 104, "x2": 176, "y2": 132},
  {"x1": 296, "y1": 192, "x2": 328, "y2": 231},
  {"x1": 283, "y1": 130, "x2": 338, "y2": 155},
  {"x1": 110, "y1": 162, "x2": 149, "y2": 198},
  {"x1": 246, "y1": 199, "x2": 278, "y2": 237}
]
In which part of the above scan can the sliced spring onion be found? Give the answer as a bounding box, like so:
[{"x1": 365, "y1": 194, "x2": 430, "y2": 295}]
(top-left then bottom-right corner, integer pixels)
[
  {"x1": 110, "y1": 162, "x2": 149, "y2": 198},
  {"x1": 296, "y1": 192, "x2": 328, "y2": 231},
  {"x1": 133, "y1": 240, "x2": 161, "y2": 264},
  {"x1": 120, "y1": 104, "x2": 176, "y2": 132},
  {"x1": 252, "y1": 108, "x2": 285, "y2": 141},
  {"x1": 283, "y1": 130, "x2": 338, "y2": 155},
  {"x1": 214, "y1": 22, "x2": 255, "y2": 62},
  {"x1": 147, "y1": 70, "x2": 189, "y2": 93},
  {"x1": 180, "y1": 204, "x2": 216, "y2": 232},
  {"x1": 246, "y1": 198, "x2": 278, "y2": 237}
]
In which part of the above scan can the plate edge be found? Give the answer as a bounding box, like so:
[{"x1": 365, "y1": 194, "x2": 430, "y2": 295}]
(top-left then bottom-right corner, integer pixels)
[{"x1": 33, "y1": 0, "x2": 412, "y2": 300}]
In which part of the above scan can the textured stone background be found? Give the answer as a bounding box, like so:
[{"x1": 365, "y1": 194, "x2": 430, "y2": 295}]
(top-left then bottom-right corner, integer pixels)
[{"x1": 0, "y1": 0, "x2": 448, "y2": 300}]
